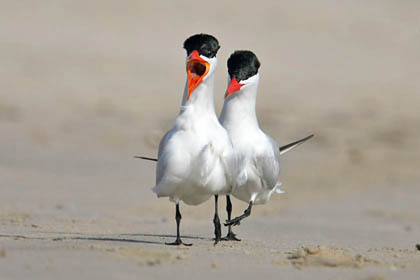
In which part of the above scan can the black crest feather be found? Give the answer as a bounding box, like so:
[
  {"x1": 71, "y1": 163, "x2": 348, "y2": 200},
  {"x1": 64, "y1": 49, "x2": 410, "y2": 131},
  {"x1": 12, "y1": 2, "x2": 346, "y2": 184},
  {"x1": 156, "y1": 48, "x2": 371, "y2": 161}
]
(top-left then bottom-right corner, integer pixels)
[
  {"x1": 183, "y1": 34, "x2": 220, "y2": 58},
  {"x1": 227, "y1": 50, "x2": 260, "y2": 82}
]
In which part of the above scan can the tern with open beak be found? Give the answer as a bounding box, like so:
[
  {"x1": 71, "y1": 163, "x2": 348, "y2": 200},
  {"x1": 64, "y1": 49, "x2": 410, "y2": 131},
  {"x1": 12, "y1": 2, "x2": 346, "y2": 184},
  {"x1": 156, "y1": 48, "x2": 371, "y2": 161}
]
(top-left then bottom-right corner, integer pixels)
[
  {"x1": 152, "y1": 34, "x2": 236, "y2": 245},
  {"x1": 220, "y1": 50, "x2": 312, "y2": 228}
]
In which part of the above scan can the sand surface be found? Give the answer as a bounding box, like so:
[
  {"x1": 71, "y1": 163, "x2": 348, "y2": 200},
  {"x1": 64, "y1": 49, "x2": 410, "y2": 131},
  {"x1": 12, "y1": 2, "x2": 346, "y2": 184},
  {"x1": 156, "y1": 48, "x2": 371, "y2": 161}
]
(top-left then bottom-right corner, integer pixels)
[{"x1": 1, "y1": 1, "x2": 420, "y2": 279}]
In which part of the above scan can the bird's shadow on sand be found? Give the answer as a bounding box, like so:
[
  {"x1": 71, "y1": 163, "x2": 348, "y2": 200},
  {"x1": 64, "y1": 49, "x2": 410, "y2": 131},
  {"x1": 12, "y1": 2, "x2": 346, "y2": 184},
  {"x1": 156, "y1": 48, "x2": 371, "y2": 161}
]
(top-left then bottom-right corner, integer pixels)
[
  {"x1": 0, "y1": 232, "x2": 211, "y2": 245},
  {"x1": 70, "y1": 236, "x2": 163, "y2": 245},
  {"x1": 72, "y1": 233, "x2": 210, "y2": 245}
]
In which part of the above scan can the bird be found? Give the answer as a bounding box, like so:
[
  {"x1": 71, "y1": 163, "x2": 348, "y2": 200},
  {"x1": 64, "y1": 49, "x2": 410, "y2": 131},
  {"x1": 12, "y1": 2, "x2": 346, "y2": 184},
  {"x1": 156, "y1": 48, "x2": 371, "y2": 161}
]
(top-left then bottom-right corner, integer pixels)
[
  {"x1": 219, "y1": 50, "x2": 313, "y2": 227},
  {"x1": 152, "y1": 34, "x2": 236, "y2": 246},
  {"x1": 135, "y1": 134, "x2": 312, "y2": 241}
]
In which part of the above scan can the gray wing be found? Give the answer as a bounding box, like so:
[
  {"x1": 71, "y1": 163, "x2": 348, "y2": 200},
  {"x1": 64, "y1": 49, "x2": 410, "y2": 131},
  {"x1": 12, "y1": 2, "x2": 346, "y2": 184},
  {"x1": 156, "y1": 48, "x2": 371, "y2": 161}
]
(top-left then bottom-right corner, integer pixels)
[
  {"x1": 155, "y1": 128, "x2": 177, "y2": 185},
  {"x1": 253, "y1": 135, "x2": 281, "y2": 190},
  {"x1": 157, "y1": 129, "x2": 174, "y2": 159}
]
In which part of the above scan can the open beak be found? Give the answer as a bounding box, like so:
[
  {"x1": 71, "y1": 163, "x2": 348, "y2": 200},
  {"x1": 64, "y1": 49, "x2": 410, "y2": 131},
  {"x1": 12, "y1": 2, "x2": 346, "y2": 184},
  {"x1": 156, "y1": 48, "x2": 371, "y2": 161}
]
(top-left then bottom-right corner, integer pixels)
[
  {"x1": 225, "y1": 77, "x2": 244, "y2": 98},
  {"x1": 186, "y1": 50, "x2": 210, "y2": 100}
]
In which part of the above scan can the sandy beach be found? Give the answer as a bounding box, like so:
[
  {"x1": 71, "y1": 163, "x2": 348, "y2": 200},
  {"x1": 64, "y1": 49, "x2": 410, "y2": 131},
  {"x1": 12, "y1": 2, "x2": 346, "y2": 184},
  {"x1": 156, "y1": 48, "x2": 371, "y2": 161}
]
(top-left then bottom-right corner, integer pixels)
[{"x1": 1, "y1": 1, "x2": 420, "y2": 279}]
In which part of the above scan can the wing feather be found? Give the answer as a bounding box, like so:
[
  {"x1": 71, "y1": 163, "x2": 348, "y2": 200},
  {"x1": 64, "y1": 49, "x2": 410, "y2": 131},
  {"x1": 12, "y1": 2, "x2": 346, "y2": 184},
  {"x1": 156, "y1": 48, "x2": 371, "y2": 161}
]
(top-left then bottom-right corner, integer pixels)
[{"x1": 253, "y1": 135, "x2": 280, "y2": 191}]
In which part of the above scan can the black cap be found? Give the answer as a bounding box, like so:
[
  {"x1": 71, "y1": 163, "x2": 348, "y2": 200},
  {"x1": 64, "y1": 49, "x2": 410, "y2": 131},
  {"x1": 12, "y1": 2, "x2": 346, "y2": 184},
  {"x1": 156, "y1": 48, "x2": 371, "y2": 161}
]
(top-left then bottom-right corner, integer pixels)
[
  {"x1": 227, "y1": 50, "x2": 260, "y2": 82},
  {"x1": 183, "y1": 34, "x2": 220, "y2": 58}
]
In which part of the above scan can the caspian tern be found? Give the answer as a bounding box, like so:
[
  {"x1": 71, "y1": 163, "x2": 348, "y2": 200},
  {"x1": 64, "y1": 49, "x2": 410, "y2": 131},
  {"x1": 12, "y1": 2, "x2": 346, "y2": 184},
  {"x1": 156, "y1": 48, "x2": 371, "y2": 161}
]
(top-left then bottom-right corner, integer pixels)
[
  {"x1": 152, "y1": 34, "x2": 236, "y2": 245},
  {"x1": 135, "y1": 133, "x2": 312, "y2": 241},
  {"x1": 135, "y1": 134, "x2": 312, "y2": 241},
  {"x1": 219, "y1": 50, "x2": 312, "y2": 227}
]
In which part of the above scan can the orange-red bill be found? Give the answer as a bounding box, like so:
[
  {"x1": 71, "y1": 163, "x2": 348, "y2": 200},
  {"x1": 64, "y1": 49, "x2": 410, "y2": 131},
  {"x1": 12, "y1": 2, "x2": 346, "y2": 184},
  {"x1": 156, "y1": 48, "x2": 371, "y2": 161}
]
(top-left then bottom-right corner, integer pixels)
[
  {"x1": 186, "y1": 50, "x2": 210, "y2": 100},
  {"x1": 225, "y1": 77, "x2": 243, "y2": 98}
]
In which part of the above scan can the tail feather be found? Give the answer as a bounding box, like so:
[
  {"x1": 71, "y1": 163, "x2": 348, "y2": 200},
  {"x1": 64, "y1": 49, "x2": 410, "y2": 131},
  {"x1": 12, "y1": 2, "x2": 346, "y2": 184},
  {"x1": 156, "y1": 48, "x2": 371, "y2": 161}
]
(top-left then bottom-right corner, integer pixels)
[
  {"x1": 134, "y1": 156, "x2": 158, "y2": 162},
  {"x1": 279, "y1": 134, "x2": 314, "y2": 155}
]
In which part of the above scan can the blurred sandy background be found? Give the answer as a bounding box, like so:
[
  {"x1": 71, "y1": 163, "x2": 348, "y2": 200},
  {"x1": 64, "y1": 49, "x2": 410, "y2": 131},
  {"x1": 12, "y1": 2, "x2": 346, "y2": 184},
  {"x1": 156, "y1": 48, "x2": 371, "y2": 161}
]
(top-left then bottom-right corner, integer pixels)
[{"x1": 1, "y1": 1, "x2": 420, "y2": 279}]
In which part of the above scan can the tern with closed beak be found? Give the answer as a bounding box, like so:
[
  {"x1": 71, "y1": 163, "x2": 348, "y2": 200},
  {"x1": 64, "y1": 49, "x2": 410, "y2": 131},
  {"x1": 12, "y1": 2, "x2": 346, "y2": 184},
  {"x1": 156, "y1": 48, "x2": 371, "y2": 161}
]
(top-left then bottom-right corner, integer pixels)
[{"x1": 220, "y1": 50, "x2": 312, "y2": 228}]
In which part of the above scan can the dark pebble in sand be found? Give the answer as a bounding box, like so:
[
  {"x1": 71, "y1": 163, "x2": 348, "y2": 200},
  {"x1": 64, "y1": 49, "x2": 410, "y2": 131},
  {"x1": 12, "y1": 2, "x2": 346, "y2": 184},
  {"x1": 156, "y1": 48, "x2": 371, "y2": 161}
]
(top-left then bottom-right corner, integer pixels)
[{"x1": 416, "y1": 244, "x2": 420, "y2": 251}]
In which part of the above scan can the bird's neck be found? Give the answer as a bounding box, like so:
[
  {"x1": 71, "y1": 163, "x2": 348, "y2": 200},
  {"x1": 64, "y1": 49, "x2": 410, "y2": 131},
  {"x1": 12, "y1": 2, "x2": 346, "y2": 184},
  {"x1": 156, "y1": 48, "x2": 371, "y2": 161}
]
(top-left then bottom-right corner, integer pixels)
[
  {"x1": 219, "y1": 82, "x2": 260, "y2": 131},
  {"x1": 180, "y1": 74, "x2": 216, "y2": 116}
]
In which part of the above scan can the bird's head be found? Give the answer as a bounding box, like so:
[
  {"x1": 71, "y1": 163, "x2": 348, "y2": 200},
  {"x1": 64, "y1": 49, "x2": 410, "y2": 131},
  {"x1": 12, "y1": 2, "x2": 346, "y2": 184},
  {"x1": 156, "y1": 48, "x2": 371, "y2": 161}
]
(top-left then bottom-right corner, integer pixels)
[
  {"x1": 183, "y1": 34, "x2": 220, "y2": 100},
  {"x1": 225, "y1": 50, "x2": 260, "y2": 99}
]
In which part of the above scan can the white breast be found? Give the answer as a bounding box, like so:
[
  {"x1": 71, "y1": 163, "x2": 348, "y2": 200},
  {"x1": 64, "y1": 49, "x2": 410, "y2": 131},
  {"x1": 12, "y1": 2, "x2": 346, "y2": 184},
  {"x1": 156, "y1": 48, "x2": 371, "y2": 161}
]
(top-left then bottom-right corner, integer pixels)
[{"x1": 153, "y1": 106, "x2": 235, "y2": 205}]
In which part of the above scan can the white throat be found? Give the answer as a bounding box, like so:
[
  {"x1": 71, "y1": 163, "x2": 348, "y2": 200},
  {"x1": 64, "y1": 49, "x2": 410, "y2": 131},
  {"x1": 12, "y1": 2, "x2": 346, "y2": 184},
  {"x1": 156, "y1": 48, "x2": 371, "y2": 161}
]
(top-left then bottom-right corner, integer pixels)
[{"x1": 219, "y1": 73, "x2": 260, "y2": 130}]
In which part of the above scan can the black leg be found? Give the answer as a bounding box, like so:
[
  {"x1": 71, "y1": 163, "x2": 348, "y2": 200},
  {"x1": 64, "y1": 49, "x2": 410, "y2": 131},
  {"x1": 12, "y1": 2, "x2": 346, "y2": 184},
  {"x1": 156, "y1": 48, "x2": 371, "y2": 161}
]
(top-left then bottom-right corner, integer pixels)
[
  {"x1": 166, "y1": 203, "x2": 192, "y2": 246},
  {"x1": 224, "y1": 201, "x2": 253, "y2": 227},
  {"x1": 222, "y1": 195, "x2": 240, "y2": 241},
  {"x1": 213, "y1": 195, "x2": 222, "y2": 245}
]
